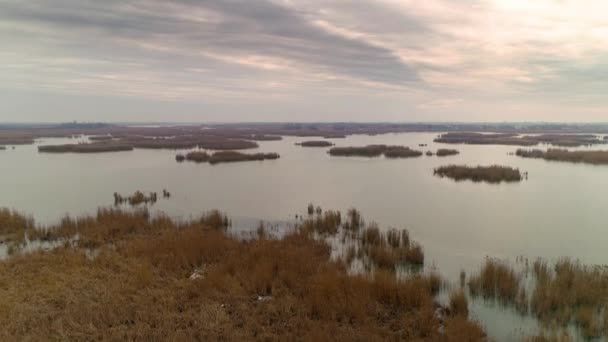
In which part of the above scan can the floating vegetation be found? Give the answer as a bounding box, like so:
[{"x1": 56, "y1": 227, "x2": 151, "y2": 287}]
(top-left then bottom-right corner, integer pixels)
[
  {"x1": 328, "y1": 145, "x2": 422, "y2": 158},
  {"x1": 516, "y1": 148, "x2": 608, "y2": 165},
  {"x1": 177, "y1": 151, "x2": 280, "y2": 164},
  {"x1": 436, "y1": 149, "x2": 460, "y2": 157},
  {"x1": 434, "y1": 165, "x2": 522, "y2": 183},
  {"x1": 38, "y1": 143, "x2": 133, "y2": 153},
  {"x1": 296, "y1": 140, "x2": 334, "y2": 147},
  {"x1": 0, "y1": 206, "x2": 485, "y2": 340}
]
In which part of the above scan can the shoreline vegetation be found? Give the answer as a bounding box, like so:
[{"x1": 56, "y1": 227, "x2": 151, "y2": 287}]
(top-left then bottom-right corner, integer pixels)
[
  {"x1": 434, "y1": 165, "x2": 523, "y2": 183},
  {"x1": 296, "y1": 140, "x2": 334, "y2": 147},
  {"x1": 516, "y1": 148, "x2": 608, "y2": 165},
  {"x1": 328, "y1": 145, "x2": 422, "y2": 158},
  {"x1": 38, "y1": 142, "x2": 134, "y2": 153},
  {"x1": 468, "y1": 258, "x2": 608, "y2": 339},
  {"x1": 176, "y1": 151, "x2": 280, "y2": 164},
  {"x1": 435, "y1": 132, "x2": 606, "y2": 147},
  {"x1": 0, "y1": 205, "x2": 486, "y2": 340}
]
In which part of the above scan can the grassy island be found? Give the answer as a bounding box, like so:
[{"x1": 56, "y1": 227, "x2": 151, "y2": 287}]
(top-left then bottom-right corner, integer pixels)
[
  {"x1": 176, "y1": 151, "x2": 280, "y2": 164},
  {"x1": 296, "y1": 140, "x2": 334, "y2": 147},
  {"x1": 383, "y1": 146, "x2": 423, "y2": 158},
  {"x1": 436, "y1": 149, "x2": 460, "y2": 157},
  {"x1": 434, "y1": 165, "x2": 522, "y2": 183},
  {"x1": 328, "y1": 145, "x2": 422, "y2": 158},
  {"x1": 516, "y1": 148, "x2": 608, "y2": 165},
  {"x1": 0, "y1": 206, "x2": 485, "y2": 341},
  {"x1": 38, "y1": 143, "x2": 134, "y2": 153}
]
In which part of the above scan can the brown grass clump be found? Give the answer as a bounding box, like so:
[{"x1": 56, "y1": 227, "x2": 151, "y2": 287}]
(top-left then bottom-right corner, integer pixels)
[
  {"x1": 209, "y1": 151, "x2": 280, "y2": 164},
  {"x1": 199, "y1": 209, "x2": 231, "y2": 230},
  {"x1": 468, "y1": 258, "x2": 521, "y2": 303},
  {"x1": 449, "y1": 289, "x2": 469, "y2": 316},
  {"x1": 178, "y1": 151, "x2": 280, "y2": 164},
  {"x1": 185, "y1": 151, "x2": 210, "y2": 163},
  {"x1": 0, "y1": 206, "x2": 486, "y2": 341},
  {"x1": 328, "y1": 144, "x2": 422, "y2": 158},
  {"x1": 328, "y1": 144, "x2": 388, "y2": 157},
  {"x1": 296, "y1": 140, "x2": 334, "y2": 147},
  {"x1": 516, "y1": 148, "x2": 608, "y2": 165},
  {"x1": 383, "y1": 146, "x2": 423, "y2": 158},
  {"x1": 436, "y1": 149, "x2": 459, "y2": 157},
  {"x1": 343, "y1": 207, "x2": 363, "y2": 232},
  {"x1": 0, "y1": 208, "x2": 35, "y2": 243},
  {"x1": 434, "y1": 165, "x2": 522, "y2": 183}
]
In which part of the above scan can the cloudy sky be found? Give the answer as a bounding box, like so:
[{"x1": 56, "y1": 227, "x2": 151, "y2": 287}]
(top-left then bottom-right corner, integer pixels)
[{"x1": 1, "y1": 0, "x2": 607, "y2": 122}]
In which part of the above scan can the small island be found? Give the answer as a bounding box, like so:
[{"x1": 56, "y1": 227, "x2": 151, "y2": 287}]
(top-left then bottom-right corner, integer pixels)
[
  {"x1": 328, "y1": 145, "x2": 422, "y2": 158},
  {"x1": 436, "y1": 149, "x2": 460, "y2": 157},
  {"x1": 516, "y1": 148, "x2": 608, "y2": 165},
  {"x1": 434, "y1": 165, "x2": 522, "y2": 183},
  {"x1": 296, "y1": 140, "x2": 334, "y2": 147},
  {"x1": 176, "y1": 151, "x2": 280, "y2": 164},
  {"x1": 38, "y1": 143, "x2": 134, "y2": 153},
  {"x1": 383, "y1": 146, "x2": 423, "y2": 158}
]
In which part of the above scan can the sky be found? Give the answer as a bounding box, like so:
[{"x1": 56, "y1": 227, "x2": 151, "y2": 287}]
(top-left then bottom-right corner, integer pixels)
[{"x1": 1, "y1": 0, "x2": 607, "y2": 123}]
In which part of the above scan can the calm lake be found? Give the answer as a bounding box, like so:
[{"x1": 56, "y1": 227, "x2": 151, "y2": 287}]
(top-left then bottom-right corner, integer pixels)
[{"x1": 1, "y1": 132, "x2": 607, "y2": 340}]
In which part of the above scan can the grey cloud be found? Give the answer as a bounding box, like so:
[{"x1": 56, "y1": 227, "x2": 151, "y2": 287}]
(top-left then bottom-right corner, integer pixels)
[{"x1": 0, "y1": 0, "x2": 420, "y2": 86}]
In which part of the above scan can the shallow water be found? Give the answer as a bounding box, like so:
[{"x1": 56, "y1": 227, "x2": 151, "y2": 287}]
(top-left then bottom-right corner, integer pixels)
[{"x1": 1, "y1": 132, "x2": 607, "y2": 340}]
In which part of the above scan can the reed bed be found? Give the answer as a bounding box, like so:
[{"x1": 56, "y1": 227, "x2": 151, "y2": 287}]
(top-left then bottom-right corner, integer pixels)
[{"x1": 0, "y1": 206, "x2": 485, "y2": 340}]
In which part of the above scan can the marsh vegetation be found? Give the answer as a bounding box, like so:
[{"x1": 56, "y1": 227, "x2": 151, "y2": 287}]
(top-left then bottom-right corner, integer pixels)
[
  {"x1": 328, "y1": 145, "x2": 422, "y2": 158},
  {"x1": 468, "y1": 258, "x2": 608, "y2": 339},
  {"x1": 176, "y1": 151, "x2": 280, "y2": 164},
  {"x1": 435, "y1": 132, "x2": 606, "y2": 147},
  {"x1": 516, "y1": 148, "x2": 608, "y2": 165},
  {"x1": 434, "y1": 165, "x2": 522, "y2": 183},
  {"x1": 296, "y1": 140, "x2": 334, "y2": 147},
  {"x1": 38, "y1": 142, "x2": 134, "y2": 153},
  {"x1": 0, "y1": 206, "x2": 486, "y2": 341},
  {"x1": 436, "y1": 149, "x2": 460, "y2": 157}
]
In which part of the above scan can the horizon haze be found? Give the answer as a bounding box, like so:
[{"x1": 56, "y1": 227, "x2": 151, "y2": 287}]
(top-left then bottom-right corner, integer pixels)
[{"x1": 1, "y1": 0, "x2": 607, "y2": 123}]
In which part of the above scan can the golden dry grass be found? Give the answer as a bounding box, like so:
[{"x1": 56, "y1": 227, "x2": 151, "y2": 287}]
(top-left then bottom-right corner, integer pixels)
[{"x1": 0, "y1": 206, "x2": 486, "y2": 341}]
